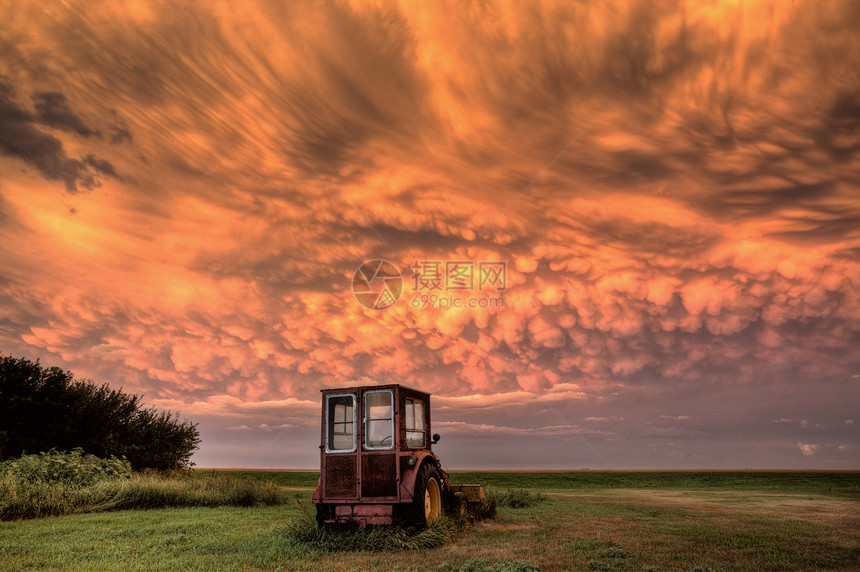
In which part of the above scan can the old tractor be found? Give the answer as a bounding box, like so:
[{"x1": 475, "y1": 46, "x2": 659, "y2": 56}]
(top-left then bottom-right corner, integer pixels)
[{"x1": 312, "y1": 383, "x2": 484, "y2": 526}]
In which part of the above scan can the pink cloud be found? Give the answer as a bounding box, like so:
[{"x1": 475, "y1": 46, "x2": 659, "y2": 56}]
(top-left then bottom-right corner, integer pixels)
[{"x1": 797, "y1": 442, "x2": 820, "y2": 457}]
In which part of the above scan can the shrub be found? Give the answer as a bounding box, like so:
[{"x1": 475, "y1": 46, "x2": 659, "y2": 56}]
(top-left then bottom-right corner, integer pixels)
[
  {"x1": 0, "y1": 355, "x2": 200, "y2": 470},
  {"x1": 0, "y1": 448, "x2": 131, "y2": 487}
]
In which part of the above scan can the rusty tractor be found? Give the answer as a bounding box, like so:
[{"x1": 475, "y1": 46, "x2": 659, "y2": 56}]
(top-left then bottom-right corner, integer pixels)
[{"x1": 312, "y1": 383, "x2": 484, "y2": 526}]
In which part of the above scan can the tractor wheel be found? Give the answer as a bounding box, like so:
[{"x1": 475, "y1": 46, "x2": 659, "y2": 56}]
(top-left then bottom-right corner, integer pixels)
[{"x1": 407, "y1": 462, "x2": 443, "y2": 526}]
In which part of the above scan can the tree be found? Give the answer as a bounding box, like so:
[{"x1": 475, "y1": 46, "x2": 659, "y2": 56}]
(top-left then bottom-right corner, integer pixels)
[{"x1": 0, "y1": 355, "x2": 200, "y2": 470}]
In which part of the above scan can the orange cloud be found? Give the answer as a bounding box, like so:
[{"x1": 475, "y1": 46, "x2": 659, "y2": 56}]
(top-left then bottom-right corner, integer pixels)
[{"x1": 2, "y1": 0, "x2": 859, "y2": 468}]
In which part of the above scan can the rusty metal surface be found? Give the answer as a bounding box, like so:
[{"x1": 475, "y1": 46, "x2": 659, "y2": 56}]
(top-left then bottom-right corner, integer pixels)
[
  {"x1": 361, "y1": 453, "x2": 397, "y2": 498},
  {"x1": 315, "y1": 384, "x2": 449, "y2": 522},
  {"x1": 328, "y1": 503, "x2": 394, "y2": 526},
  {"x1": 398, "y1": 451, "x2": 442, "y2": 502},
  {"x1": 324, "y1": 455, "x2": 357, "y2": 498}
]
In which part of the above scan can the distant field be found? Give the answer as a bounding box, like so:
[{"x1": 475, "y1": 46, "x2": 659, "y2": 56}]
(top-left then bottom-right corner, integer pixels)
[
  {"x1": 2, "y1": 471, "x2": 858, "y2": 571},
  {"x1": 206, "y1": 469, "x2": 860, "y2": 498}
]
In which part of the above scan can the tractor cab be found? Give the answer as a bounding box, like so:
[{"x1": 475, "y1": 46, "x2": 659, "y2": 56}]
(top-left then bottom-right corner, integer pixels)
[{"x1": 312, "y1": 384, "x2": 449, "y2": 526}]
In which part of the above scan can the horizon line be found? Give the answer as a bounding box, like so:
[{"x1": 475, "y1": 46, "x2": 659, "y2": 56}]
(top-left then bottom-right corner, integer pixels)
[{"x1": 194, "y1": 467, "x2": 860, "y2": 473}]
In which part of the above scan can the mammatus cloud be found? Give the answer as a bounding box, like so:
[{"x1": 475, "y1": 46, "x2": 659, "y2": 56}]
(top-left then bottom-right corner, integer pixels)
[{"x1": 1, "y1": 0, "x2": 858, "y2": 468}]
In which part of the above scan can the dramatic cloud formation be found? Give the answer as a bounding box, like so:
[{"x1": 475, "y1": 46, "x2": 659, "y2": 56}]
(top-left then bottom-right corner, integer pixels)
[
  {"x1": 0, "y1": 78, "x2": 122, "y2": 192},
  {"x1": 1, "y1": 0, "x2": 858, "y2": 469}
]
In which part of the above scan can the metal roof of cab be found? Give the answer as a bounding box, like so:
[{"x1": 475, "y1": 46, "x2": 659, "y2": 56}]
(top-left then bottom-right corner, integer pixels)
[{"x1": 319, "y1": 383, "x2": 430, "y2": 396}]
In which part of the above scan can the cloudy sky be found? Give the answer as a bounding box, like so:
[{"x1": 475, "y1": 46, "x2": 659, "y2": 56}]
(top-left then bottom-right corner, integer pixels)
[{"x1": 1, "y1": 1, "x2": 858, "y2": 469}]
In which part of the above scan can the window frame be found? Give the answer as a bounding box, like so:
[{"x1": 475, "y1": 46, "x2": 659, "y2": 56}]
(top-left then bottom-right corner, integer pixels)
[
  {"x1": 363, "y1": 389, "x2": 395, "y2": 450},
  {"x1": 325, "y1": 393, "x2": 357, "y2": 453},
  {"x1": 404, "y1": 397, "x2": 426, "y2": 448}
]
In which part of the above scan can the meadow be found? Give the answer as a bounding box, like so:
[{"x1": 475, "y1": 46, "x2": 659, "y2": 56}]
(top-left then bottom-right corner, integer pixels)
[{"x1": 1, "y1": 471, "x2": 858, "y2": 571}]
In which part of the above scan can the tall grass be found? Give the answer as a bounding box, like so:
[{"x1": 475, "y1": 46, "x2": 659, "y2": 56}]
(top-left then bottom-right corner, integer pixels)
[
  {"x1": 89, "y1": 473, "x2": 284, "y2": 511},
  {"x1": 283, "y1": 501, "x2": 459, "y2": 552},
  {"x1": 495, "y1": 489, "x2": 546, "y2": 509},
  {"x1": 1, "y1": 472, "x2": 87, "y2": 520},
  {"x1": 0, "y1": 448, "x2": 132, "y2": 486},
  {"x1": 1, "y1": 450, "x2": 287, "y2": 520}
]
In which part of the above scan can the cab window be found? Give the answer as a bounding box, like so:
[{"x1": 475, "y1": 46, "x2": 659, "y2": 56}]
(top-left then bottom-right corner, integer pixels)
[
  {"x1": 405, "y1": 398, "x2": 425, "y2": 447},
  {"x1": 326, "y1": 394, "x2": 356, "y2": 452},
  {"x1": 364, "y1": 390, "x2": 394, "y2": 449}
]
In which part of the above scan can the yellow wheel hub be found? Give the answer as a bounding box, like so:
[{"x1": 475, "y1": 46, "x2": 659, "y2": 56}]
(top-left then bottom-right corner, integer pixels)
[{"x1": 424, "y1": 477, "x2": 441, "y2": 523}]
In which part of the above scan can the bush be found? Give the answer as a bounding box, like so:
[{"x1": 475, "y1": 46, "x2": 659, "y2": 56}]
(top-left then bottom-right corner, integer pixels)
[
  {"x1": 0, "y1": 448, "x2": 131, "y2": 487},
  {"x1": 0, "y1": 355, "x2": 200, "y2": 470}
]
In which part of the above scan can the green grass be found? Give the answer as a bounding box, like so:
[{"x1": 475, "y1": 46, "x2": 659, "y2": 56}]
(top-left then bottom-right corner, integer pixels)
[
  {"x1": 286, "y1": 509, "x2": 461, "y2": 552},
  {"x1": 1, "y1": 473, "x2": 859, "y2": 571},
  {"x1": 447, "y1": 471, "x2": 860, "y2": 498},
  {"x1": 211, "y1": 470, "x2": 860, "y2": 499}
]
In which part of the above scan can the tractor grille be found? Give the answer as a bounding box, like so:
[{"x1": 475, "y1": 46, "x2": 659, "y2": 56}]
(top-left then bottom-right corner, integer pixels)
[{"x1": 324, "y1": 455, "x2": 356, "y2": 498}]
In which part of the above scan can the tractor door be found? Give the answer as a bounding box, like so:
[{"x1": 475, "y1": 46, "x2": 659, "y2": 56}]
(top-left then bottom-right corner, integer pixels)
[
  {"x1": 321, "y1": 392, "x2": 359, "y2": 501},
  {"x1": 360, "y1": 388, "x2": 398, "y2": 499}
]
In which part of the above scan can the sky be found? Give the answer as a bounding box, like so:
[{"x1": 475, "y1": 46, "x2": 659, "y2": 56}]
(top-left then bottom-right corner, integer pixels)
[{"x1": 1, "y1": 0, "x2": 858, "y2": 470}]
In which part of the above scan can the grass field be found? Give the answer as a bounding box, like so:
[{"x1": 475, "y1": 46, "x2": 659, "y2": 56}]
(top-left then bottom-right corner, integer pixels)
[
  {"x1": 1, "y1": 471, "x2": 858, "y2": 571},
  {"x1": 219, "y1": 470, "x2": 860, "y2": 499}
]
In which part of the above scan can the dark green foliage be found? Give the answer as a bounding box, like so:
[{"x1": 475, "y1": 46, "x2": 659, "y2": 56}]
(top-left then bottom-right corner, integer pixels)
[{"x1": 0, "y1": 355, "x2": 200, "y2": 470}]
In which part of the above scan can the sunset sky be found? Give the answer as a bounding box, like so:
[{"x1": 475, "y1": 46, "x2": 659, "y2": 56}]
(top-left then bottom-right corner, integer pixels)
[{"x1": 1, "y1": 0, "x2": 858, "y2": 469}]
